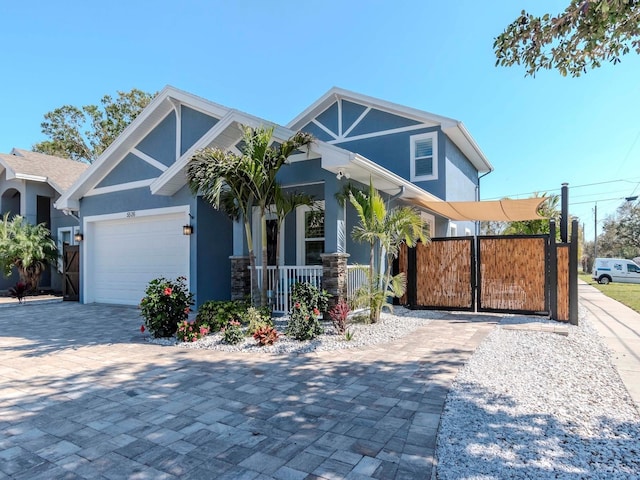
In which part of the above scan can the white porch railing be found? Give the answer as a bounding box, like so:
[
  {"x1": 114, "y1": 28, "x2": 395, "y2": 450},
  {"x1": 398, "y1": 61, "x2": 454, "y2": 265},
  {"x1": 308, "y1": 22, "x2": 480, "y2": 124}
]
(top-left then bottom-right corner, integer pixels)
[
  {"x1": 252, "y1": 265, "x2": 370, "y2": 314},
  {"x1": 347, "y1": 265, "x2": 369, "y2": 300},
  {"x1": 253, "y1": 266, "x2": 323, "y2": 314}
]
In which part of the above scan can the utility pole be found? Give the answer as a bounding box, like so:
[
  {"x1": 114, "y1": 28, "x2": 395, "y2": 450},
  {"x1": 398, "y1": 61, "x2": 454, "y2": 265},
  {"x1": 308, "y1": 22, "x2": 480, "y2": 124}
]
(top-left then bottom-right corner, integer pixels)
[{"x1": 594, "y1": 203, "x2": 598, "y2": 259}]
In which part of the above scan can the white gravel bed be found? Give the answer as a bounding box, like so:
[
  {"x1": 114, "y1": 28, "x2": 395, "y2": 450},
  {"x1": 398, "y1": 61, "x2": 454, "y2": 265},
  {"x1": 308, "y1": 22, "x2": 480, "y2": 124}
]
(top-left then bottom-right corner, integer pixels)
[
  {"x1": 437, "y1": 307, "x2": 640, "y2": 479},
  {"x1": 146, "y1": 306, "x2": 445, "y2": 354}
]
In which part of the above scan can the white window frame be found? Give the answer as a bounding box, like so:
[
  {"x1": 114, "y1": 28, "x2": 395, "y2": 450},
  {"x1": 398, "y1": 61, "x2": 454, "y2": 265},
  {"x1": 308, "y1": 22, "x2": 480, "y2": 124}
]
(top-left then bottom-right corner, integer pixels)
[
  {"x1": 56, "y1": 226, "x2": 79, "y2": 273},
  {"x1": 449, "y1": 223, "x2": 458, "y2": 237},
  {"x1": 296, "y1": 201, "x2": 325, "y2": 265},
  {"x1": 410, "y1": 132, "x2": 438, "y2": 182},
  {"x1": 420, "y1": 212, "x2": 435, "y2": 239}
]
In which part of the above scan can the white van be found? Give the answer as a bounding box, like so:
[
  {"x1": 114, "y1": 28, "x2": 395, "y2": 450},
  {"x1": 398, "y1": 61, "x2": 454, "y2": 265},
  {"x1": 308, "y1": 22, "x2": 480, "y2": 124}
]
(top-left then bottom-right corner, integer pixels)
[{"x1": 592, "y1": 258, "x2": 640, "y2": 284}]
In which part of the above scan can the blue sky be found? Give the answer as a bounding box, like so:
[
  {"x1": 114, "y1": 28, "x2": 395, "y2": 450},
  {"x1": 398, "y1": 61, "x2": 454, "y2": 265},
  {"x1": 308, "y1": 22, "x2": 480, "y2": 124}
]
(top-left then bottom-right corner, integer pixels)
[{"x1": 1, "y1": 0, "x2": 639, "y2": 240}]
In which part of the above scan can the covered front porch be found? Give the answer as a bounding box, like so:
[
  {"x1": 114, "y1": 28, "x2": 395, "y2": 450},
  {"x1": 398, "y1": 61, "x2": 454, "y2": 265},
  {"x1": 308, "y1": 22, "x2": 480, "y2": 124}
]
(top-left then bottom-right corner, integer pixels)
[{"x1": 253, "y1": 264, "x2": 369, "y2": 314}]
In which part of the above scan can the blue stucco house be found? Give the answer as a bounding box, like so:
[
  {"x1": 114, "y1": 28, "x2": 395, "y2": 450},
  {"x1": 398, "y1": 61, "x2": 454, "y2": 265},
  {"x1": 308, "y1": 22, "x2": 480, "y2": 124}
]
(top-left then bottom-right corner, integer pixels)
[
  {"x1": 0, "y1": 149, "x2": 88, "y2": 292},
  {"x1": 55, "y1": 86, "x2": 492, "y2": 310}
]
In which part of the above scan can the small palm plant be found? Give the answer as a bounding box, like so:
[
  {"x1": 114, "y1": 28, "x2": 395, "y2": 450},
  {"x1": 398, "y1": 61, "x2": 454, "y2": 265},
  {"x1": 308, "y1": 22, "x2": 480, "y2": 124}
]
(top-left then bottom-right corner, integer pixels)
[
  {"x1": 349, "y1": 181, "x2": 427, "y2": 322},
  {"x1": 0, "y1": 214, "x2": 57, "y2": 292}
]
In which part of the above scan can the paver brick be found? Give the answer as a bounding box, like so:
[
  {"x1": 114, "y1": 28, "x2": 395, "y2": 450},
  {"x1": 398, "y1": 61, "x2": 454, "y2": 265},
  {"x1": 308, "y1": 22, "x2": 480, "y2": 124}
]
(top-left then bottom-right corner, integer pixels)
[{"x1": 0, "y1": 302, "x2": 496, "y2": 480}]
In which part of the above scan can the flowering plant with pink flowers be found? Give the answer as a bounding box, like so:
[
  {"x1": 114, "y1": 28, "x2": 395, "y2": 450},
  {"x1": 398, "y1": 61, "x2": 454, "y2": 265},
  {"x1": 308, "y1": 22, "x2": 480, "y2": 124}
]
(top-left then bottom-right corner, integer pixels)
[
  {"x1": 285, "y1": 282, "x2": 329, "y2": 340},
  {"x1": 176, "y1": 320, "x2": 210, "y2": 342},
  {"x1": 139, "y1": 276, "x2": 194, "y2": 338}
]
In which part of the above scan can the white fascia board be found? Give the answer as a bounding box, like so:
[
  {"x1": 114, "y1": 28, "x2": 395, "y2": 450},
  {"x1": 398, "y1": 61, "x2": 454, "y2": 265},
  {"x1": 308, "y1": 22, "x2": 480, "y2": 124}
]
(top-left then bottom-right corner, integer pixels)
[
  {"x1": 54, "y1": 198, "x2": 79, "y2": 211},
  {"x1": 14, "y1": 173, "x2": 47, "y2": 182}
]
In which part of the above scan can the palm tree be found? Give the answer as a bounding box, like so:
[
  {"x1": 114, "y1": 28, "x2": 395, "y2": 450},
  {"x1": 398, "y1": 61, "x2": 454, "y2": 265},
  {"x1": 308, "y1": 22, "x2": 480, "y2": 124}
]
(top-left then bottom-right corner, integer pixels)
[
  {"x1": 503, "y1": 193, "x2": 560, "y2": 236},
  {"x1": 0, "y1": 214, "x2": 58, "y2": 292},
  {"x1": 187, "y1": 125, "x2": 313, "y2": 306},
  {"x1": 349, "y1": 181, "x2": 427, "y2": 322},
  {"x1": 187, "y1": 145, "x2": 262, "y2": 302}
]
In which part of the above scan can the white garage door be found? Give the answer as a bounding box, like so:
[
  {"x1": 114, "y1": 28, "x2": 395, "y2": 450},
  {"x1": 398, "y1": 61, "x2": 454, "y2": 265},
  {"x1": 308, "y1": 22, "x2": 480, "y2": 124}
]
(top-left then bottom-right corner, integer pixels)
[{"x1": 87, "y1": 212, "x2": 189, "y2": 305}]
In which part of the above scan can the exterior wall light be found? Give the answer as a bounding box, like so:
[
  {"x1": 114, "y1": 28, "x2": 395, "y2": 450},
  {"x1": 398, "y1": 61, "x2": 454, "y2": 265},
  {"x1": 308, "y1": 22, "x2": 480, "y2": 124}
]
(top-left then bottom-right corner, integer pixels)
[
  {"x1": 74, "y1": 232, "x2": 84, "y2": 242},
  {"x1": 183, "y1": 225, "x2": 194, "y2": 236}
]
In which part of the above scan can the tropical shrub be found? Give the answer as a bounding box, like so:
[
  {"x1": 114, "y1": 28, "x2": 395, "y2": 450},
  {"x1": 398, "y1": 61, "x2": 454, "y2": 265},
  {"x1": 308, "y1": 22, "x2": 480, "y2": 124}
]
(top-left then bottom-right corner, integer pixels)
[
  {"x1": 196, "y1": 299, "x2": 249, "y2": 332},
  {"x1": 221, "y1": 320, "x2": 244, "y2": 345},
  {"x1": 329, "y1": 300, "x2": 350, "y2": 334},
  {"x1": 253, "y1": 325, "x2": 279, "y2": 346},
  {"x1": 285, "y1": 282, "x2": 328, "y2": 341},
  {"x1": 0, "y1": 214, "x2": 57, "y2": 292},
  {"x1": 139, "y1": 276, "x2": 194, "y2": 338},
  {"x1": 176, "y1": 321, "x2": 210, "y2": 342},
  {"x1": 290, "y1": 282, "x2": 330, "y2": 315},
  {"x1": 243, "y1": 306, "x2": 273, "y2": 335}
]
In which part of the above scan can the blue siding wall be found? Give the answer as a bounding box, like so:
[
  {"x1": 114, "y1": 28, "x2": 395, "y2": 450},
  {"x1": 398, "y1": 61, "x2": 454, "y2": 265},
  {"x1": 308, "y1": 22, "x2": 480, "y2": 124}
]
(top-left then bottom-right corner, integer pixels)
[
  {"x1": 195, "y1": 197, "x2": 233, "y2": 305},
  {"x1": 135, "y1": 112, "x2": 176, "y2": 167},
  {"x1": 80, "y1": 184, "x2": 194, "y2": 218},
  {"x1": 316, "y1": 102, "x2": 339, "y2": 136},
  {"x1": 341, "y1": 100, "x2": 367, "y2": 133},
  {"x1": 276, "y1": 160, "x2": 370, "y2": 265},
  {"x1": 445, "y1": 137, "x2": 478, "y2": 185},
  {"x1": 301, "y1": 122, "x2": 334, "y2": 142},
  {"x1": 346, "y1": 108, "x2": 420, "y2": 138},
  {"x1": 336, "y1": 127, "x2": 446, "y2": 199},
  {"x1": 181, "y1": 106, "x2": 219, "y2": 155},
  {"x1": 95, "y1": 153, "x2": 163, "y2": 188}
]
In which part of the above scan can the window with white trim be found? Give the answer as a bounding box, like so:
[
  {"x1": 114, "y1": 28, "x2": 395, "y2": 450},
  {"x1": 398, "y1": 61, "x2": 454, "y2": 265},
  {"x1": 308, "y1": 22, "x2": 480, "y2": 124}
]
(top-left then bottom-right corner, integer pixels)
[
  {"x1": 297, "y1": 202, "x2": 325, "y2": 265},
  {"x1": 410, "y1": 132, "x2": 438, "y2": 182},
  {"x1": 56, "y1": 226, "x2": 79, "y2": 273},
  {"x1": 449, "y1": 223, "x2": 458, "y2": 237},
  {"x1": 420, "y1": 212, "x2": 435, "y2": 239}
]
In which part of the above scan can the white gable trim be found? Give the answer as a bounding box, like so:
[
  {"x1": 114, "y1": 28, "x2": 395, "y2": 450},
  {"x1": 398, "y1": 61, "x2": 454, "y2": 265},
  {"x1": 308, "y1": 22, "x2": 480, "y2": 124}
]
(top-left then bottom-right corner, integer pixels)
[
  {"x1": 85, "y1": 179, "x2": 154, "y2": 197},
  {"x1": 311, "y1": 119, "x2": 338, "y2": 140},
  {"x1": 288, "y1": 87, "x2": 493, "y2": 174},
  {"x1": 289, "y1": 87, "x2": 454, "y2": 131},
  {"x1": 341, "y1": 106, "x2": 371, "y2": 139},
  {"x1": 131, "y1": 148, "x2": 168, "y2": 172},
  {"x1": 330, "y1": 123, "x2": 431, "y2": 145},
  {"x1": 55, "y1": 85, "x2": 231, "y2": 211},
  {"x1": 150, "y1": 111, "x2": 237, "y2": 196}
]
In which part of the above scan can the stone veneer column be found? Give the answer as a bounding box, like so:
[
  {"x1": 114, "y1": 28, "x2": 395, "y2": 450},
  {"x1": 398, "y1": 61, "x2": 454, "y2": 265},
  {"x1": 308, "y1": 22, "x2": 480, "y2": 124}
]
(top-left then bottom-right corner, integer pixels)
[
  {"x1": 321, "y1": 253, "x2": 350, "y2": 310},
  {"x1": 230, "y1": 256, "x2": 251, "y2": 300}
]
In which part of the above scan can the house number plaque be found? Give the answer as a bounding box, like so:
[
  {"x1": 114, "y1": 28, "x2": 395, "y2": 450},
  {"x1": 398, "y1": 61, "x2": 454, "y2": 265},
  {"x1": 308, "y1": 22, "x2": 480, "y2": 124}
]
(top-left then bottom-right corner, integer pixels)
[{"x1": 126, "y1": 211, "x2": 136, "y2": 218}]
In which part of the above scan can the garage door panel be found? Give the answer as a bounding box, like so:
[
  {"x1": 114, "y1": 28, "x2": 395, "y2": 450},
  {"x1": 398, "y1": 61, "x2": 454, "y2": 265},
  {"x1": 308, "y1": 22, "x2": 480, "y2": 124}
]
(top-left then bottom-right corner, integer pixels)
[{"x1": 88, "y1": 212, "x2": 189, "y2": 305}]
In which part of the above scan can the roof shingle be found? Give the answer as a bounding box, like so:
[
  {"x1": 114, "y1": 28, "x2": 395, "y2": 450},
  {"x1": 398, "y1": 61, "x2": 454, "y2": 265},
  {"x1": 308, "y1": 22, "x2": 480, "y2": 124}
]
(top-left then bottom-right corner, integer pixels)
[{"x1": 0, "y1": 148, "x2": 89, "y2": 192}]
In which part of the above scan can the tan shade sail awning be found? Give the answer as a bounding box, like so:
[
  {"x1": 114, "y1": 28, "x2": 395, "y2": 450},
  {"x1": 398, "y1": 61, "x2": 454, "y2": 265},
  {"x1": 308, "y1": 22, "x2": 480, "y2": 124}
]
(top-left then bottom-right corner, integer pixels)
[{"x1": 418, "y1": 197, "x2": 548, "y2": 221}]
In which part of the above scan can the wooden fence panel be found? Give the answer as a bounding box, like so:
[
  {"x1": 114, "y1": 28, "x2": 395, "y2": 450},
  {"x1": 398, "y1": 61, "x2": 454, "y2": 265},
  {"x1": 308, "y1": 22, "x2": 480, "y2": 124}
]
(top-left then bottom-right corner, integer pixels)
[
  {"x1": 556, "y1": 245, "x2": 570, "y2": 321},
  {"x1": 479, "y1": 236, "x2": 547, "y2": 313},
  {"x1": 415, "y1": 238, "x2": 473, "y2": 310},
  {"x1": 398, "y1": 243, "x2": 408, "y2": 305}
]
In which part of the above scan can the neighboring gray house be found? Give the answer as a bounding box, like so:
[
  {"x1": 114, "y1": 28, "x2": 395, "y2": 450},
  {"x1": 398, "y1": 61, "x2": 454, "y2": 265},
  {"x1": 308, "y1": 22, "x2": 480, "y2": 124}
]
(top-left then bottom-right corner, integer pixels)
[
  {"x1": 0, "y1": 149, "x2": 88, "y2": 291},
  {"x1": 55, "y1": 86, "x2": 493, "y2": 309}
]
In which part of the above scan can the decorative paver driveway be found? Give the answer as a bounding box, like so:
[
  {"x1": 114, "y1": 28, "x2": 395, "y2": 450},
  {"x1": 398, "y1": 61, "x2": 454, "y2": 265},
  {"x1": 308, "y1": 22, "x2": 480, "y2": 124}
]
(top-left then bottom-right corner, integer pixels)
[{"x1": 0, "y1": 302, "x2": 496, "y2": 479}]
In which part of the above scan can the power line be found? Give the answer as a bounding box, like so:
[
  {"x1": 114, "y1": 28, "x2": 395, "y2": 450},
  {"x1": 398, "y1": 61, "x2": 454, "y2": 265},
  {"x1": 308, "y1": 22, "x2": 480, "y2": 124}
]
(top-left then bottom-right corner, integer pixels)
[{"x1": 483, "y1": 176, "x2": 640, "y2": 201}]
